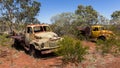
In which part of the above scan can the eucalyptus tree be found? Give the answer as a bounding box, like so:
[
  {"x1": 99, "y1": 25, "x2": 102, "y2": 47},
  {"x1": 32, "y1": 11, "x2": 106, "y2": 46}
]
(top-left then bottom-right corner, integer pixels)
[
  {"x1": 97, "y1": 14, "x2": 110, "y2": 25},
  {"x1": 0, "y1": 0, "x2": 41, "y2": 31},
  {"x1": 75, "y1": 5, "x2": 98, "y2": 25},
  {"x1": 111, "y1": 10, "x2": 120, "y2": 24},
  {"x1": 51, "y1": 12, "x2": 77, "y2": 36}
]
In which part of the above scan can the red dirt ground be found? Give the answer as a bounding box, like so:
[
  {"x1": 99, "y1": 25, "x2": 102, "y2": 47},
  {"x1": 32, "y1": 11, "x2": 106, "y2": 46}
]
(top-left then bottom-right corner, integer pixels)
[{"x1": 0, "y1": 41, "x2": 120, "y2": 68}]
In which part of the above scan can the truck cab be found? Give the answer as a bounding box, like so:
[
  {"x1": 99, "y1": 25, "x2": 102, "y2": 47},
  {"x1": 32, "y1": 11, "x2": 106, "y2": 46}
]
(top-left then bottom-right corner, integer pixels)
[
  {"x1": 12, "y1": 24, "x2": 61, "y2": 56},
  {"x1": 78, "y1": 25, "x2": 114, "y2": 40},
  {"x1": 91, "y1": 25, "x2": 114, "y2": 40}
]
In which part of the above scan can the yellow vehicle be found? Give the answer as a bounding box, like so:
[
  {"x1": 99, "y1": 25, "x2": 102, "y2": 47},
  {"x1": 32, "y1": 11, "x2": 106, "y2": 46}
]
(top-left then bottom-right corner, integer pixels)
[
  {"x1": 78, "y1": 25, "x2": 114, "y2": 40},
  {"x1": 91, "y1": 25, "x2": 114, "y2": 40}
]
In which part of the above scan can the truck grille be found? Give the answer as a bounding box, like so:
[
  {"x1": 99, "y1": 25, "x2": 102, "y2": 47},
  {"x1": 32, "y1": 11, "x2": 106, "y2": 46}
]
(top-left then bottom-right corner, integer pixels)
[{"x1": 49, "y1": 41, "x2": 57, "y2": 47}]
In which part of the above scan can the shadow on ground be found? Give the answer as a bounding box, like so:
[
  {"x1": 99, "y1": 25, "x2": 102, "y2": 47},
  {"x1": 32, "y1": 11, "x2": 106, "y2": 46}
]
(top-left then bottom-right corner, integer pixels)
[{"x1": 12, "y1": 43, "x2": 58, "y2": 59}]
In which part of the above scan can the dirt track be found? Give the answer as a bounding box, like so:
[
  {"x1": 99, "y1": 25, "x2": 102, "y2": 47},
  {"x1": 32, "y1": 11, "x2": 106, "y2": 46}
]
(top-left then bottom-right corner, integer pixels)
[
  {"x1": 0, "y1": 41, "x2": 120, "y2": 68},
  {"x1": 0, "y1": 47, "x2": 62, "y2": 68}
]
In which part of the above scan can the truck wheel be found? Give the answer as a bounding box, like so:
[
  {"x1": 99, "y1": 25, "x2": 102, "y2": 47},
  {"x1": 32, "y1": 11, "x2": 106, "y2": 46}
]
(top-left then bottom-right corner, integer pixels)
[
  {"x1": 29, "y1": 45, "x2": 36, "y2": 57},
  {"x1": 29, "y1": 45, "x2": 42, "y2": 57},
  {"x1": 98, "y1": 36, "x2": 106, "y2": 41},
  {"x1": 14, "y1": 39, "x2": 18, "y2": 46},
  {"x1": 12, "y1": 39, "x2": 21, "y2": 49}
]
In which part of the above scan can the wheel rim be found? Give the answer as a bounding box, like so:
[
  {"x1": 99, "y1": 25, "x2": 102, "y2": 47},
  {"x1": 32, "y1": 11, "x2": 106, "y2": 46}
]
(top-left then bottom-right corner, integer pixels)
[{"x1": 29, "y1": 45, "x2": 35, "y2": 56}]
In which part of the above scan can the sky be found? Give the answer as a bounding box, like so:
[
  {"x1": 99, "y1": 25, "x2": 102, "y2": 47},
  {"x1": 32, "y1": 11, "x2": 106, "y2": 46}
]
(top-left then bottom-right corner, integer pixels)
[{"x1": 37, "y1": 0, "x2": 120, "y2": 24}]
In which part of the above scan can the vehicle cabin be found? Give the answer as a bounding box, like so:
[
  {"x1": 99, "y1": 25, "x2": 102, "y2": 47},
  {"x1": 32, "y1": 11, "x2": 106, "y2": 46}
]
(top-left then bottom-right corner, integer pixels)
[{"x1": 26, "y1": 24, "x2": 52, "y2": 34}]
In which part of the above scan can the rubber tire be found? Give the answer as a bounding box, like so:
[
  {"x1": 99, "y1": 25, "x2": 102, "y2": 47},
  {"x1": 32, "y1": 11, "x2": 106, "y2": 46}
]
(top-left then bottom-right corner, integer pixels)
[
  {"x1": 29, "y1": 45, "x2": 36, "y2": 57},
  {"x1": 98, "y1": 36, "x2": 106, "y2": 41}
]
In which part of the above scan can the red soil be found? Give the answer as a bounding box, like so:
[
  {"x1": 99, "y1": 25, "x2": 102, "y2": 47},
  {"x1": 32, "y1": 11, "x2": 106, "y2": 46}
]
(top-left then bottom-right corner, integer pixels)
[{"x1": 0, "y1": 41, "x2": 120, "y2": 68}]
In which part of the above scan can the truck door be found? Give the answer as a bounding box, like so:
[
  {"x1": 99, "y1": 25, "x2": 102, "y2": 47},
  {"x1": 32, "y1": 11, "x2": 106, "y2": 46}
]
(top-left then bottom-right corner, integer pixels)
[
  {"x1": 91, "y1": 27, "x2": 100, "y2": 38},
  {"x1": 25, "y1": 27, "x2": 33, "y2": 43}
]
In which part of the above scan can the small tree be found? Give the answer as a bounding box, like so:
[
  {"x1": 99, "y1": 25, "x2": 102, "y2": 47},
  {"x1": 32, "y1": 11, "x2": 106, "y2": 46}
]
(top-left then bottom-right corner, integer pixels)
[
  {"x1": 0, "y1": 0, "x2": 41, "y2": 32},
  {"x1": 75, "y1": 5, "x2": 98, "y2": 25},
  {"x1": 56, "y1": 36, "x2": 88, "y2": 63}
]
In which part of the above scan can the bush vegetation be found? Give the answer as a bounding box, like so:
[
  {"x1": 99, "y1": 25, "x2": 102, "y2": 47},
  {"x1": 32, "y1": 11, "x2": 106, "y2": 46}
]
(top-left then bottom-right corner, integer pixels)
[
  {"x1": 96, "y1": 38, "x2": 120, "y2": 56},
  {"x1": 56, "y1": 36, "x2": 88, "y2": 63},
  {"x1": 0, "y1": 34, "x2": 13, "y2": 46}
]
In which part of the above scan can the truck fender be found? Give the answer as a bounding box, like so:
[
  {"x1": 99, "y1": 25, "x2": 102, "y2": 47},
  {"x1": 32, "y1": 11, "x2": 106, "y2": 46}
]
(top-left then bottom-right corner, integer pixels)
[
  {"x1": 30, "y1": 40, "x2": 42, "y2": 50},
  {"x1": 98, "y1": 36, "x2": 106, "y2": 41}
]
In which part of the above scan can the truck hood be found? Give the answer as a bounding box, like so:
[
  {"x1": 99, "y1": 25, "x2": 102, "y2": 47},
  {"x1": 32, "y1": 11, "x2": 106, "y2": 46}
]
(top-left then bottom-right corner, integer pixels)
[
  {"x1": 34, "y1": 32, "x2": 59, "y2": 39},
  {"x1": 101, "y1": 30, "x2": 114, "y2": 35}
]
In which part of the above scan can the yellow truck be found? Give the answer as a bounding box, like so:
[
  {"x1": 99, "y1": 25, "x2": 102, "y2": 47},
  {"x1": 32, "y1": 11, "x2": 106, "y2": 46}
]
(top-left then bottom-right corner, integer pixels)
[{"x1": 78, "y1": 25, "x2": 114, "y2": 40}]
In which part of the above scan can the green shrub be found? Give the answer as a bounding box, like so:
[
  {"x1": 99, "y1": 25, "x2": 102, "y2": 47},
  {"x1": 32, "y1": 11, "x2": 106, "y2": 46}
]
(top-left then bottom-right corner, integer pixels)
[
  {"x1": 0, "y1": 34, "x2": 13, "y2": 46},
  {"x1": 56, "y1": 36, "x2": 88, "y2": 63},
  {"x1": 96, "y1": 38, "x2": 120, "y2": 56}
]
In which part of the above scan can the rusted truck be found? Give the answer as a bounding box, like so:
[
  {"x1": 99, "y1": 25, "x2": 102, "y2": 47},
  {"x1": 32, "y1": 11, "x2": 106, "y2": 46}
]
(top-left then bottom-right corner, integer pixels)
[
  {"x1": 11, "y1": 24, "x2": 62, "y2": 56},
  {"x1": 77, "y1": 25, "x2": 114, "y2": 41}
]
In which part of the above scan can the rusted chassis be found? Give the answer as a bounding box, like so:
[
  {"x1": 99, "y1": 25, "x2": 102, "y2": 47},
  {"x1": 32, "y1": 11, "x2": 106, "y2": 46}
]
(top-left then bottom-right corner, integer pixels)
[
  {"x1": 11, "y1": 35, "x2": 59, "y2": 57},
  {"x1": 11, "y1": 36, "x2": 40, "y2": 57},
  {"x1": 11, "y1": 36, "x2": 30, "y2": 51}
]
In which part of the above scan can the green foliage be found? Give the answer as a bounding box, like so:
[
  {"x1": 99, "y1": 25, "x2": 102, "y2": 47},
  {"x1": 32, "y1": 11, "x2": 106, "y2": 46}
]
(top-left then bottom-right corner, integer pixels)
[
  {"x1": 111, "y1": 11, "x2": 120, "y2": 19},
  {"x1": 96, "y1": 38, "x2": 120, "y2": 56},
  {"x1": 50, "y1": 12, "x2": 90, "y2": 40},
  {"x1": 51, "y1": 12, "x2": 77, "y2": 36},
  {"x1": 111, "y1": 10, "x2": 120, "y2": 24},
  {"x1": 50, "y1": 5, "x2": 101, "y2": 40},
  {"x1": 72, "y1": 28, "x2": 86, "y2": 40},
  {"x1": 109, "y1": 25, "x2": 120, "y2": 36},
  {"x1": 0, "y1": 0, "x2": 41, "y2": 31},
  {"x1": 0, "y1": 34, "x2": 13, "y2": 46},
  {"x1": 56, "y1": 36, "x2": 88, "y2": 63},
  {"x1": 75, "y1": 5, "x2": 98, "y2": 25},
  {"x1": 97, "y1": 14, "x2": 110, "y2": 25}
]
